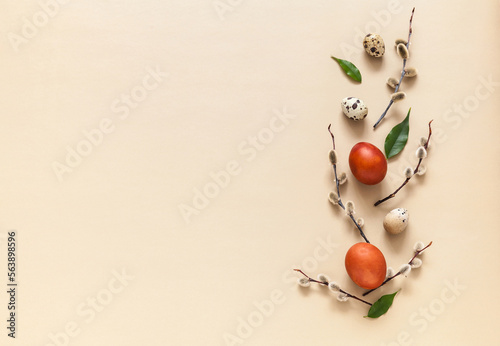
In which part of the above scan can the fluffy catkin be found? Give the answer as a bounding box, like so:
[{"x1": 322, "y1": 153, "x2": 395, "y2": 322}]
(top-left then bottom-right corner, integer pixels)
[
  {"x1": 345, "y1": 201, "x2": 355, "y2": 216},
  {"x1": 397, "y1": 43, "x2": 409, "y2": 59},
  {"x1": 298, "y1": 277, "x2": 310, "y2": 287},
  {"x1": 411, "y1": 258, "x2": 423, "y2": 268},
  {"x1": 391, "y1": 91, "x2": 406, "y2": 102},
  {"x1": 337, "y1": 172, "x2": 347, "y2": 185},
  {"x1": 404, "y1": 167, "x2": 413, "y2": 179},
  {"x1": 329, "y1": 150, "x2": 337, "y2": 165},
  {"x1": 413, "y1": 241, "x2": 425, "y2": 252},
  {"x1": 387, "y1": 77, "x2": 399, "y2": 89},
  {"x1": 328, "y1": 282, "x2": 340, "y2": 292},
  {"x1": 416, "y1": 146, "x2": 427, "y2": 159},
  {"x1": 317, "y1": 274, "x2": 330, "y2": 283},
  {"x1": 416, "y1": 165, "x2": 427, "y2": 176},
  {"x1": 405, "y1": 67, "x2": 418, "y2": 77},
  {"x1": 328, "y1": 191, "x2": 339, "y2": 205},
  {"x1": 399, "y1": 264, "x2": 412, "y2": 276}
]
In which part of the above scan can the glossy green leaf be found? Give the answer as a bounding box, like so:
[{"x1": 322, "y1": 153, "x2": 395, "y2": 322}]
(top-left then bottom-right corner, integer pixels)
[
  {"x1": 384, "y1": 109, "x2": 411, "y2": 158},
  {"x1": 331, "y1": 56, "x2": 362, "y2": 83},
  {"x1": 365, "y1": 291, "x2": 399, "y2": 318}
]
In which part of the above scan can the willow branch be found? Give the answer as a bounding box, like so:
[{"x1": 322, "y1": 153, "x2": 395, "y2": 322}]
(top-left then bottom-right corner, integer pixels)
[
  {"x1": 328, "y1": 125, "x2": 370, "y2": 243},
  {"x1": 294, "y1": 269, "x2": 373, "y2": 306},
  {"x1": 363, "y1": 241, "x2": 432, "y2": 296},
  {"x1": 374, "y1": 120, "x2": 433, "y2": 206},
  {"x1": 373, "y1": 7, "x2": 415, "y2": 129}
]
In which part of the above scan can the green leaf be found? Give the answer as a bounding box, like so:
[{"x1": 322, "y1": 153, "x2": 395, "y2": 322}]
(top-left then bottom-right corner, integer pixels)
[
  {"x1": 365, "y1": 290, "x2": 399, "y2": 318},
  {"x1": 384, "y1": 108, "x2": 411, "y2": 158},
  {"x1": 331, "y1": 56, "x2": 362, "y2": 83}
]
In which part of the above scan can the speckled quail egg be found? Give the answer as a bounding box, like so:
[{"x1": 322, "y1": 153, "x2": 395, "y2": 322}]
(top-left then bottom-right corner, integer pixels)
[
  {"x1": 383, "y1": 208, "x2": 409, "y2": 235},
  {"x1": 341, "y1": 97, "x2": 368, "y2": 121},
  {"x1": 363, "y1": 33, "x2": 385, "y2": 57}
]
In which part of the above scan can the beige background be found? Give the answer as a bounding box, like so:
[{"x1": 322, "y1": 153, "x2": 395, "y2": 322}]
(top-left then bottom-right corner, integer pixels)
[{"x1": 1, "y1": 0, "x2": 499, "y2": 345}]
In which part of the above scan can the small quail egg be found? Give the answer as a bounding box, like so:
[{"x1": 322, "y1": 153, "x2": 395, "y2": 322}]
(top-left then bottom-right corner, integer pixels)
[
  {"x1": 363, "y1": 33, "x2": 385, "y2": 57},
  {"x1": 341, "y1": 97, "x2": 368, "y2": 121},
  {"x1": 383, "y1": 208, "x2": 409, "y2": 235}
]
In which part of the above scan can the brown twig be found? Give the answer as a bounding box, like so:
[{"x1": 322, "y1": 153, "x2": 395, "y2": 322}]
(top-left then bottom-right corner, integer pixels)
[
  {"x1": 294, "y1": 269, "x2": 373, "y2": 306},
  {"x1": 373, "y1": 7, "x2": 415, "y2": 129},
  {"x1": 328, "y1": 125, "x2": 370, "y2": 243},
  {"x1": 363, "y1": 241, "x2": 432, "y2": 296},
  {"x1": 374, "y1": 120, "x2": 433, "y2": 206}
]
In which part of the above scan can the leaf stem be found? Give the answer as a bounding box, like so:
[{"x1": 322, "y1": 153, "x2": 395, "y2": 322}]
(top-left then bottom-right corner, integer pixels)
[
  {"x1": 373, "y1": 7, "x2": 415, "y2": 129},
  {"x1": 328, "y1": 125, "x2": 370, "y2": 243},
  {"x1": 294, "y1": 269, "x2": 373, "y2": 306},
  {"x1": 374, "y1": 120, "x2": 433, "y2": 206}
]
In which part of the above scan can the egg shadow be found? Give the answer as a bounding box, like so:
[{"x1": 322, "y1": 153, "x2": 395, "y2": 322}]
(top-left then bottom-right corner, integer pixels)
[
  {"x1": 296, "y1": 285, "x2": 314, "y2": 297},
  {"x1": 340, "y1": 110, "x2": 367, "y2": 137},
  {"x1": 297, "y1": 283, "x2": 331, "y2": 298},
  {"x1": 383, "y1": 222, "x2": 409, "y2": 255},
  {"x1": 362, "y1": 52, "x2": 384, "y2": 71},
  {"x1": 348, "y1": 176, "x2": 385, "y2": 207}
]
